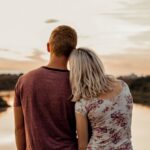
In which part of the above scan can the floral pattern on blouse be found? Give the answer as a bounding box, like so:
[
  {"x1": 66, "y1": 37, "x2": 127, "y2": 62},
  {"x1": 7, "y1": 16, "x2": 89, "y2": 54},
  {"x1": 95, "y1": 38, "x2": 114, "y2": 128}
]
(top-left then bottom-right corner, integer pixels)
[{"x1": 75, "y1": 80, "x2": 133, "y2": 150}]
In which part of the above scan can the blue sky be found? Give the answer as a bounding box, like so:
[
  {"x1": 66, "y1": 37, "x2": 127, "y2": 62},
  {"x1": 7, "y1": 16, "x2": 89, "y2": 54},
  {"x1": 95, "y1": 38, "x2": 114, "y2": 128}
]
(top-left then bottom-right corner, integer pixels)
[{"x1": 0, "y1": 0, "x2": 150, "y2": 75}]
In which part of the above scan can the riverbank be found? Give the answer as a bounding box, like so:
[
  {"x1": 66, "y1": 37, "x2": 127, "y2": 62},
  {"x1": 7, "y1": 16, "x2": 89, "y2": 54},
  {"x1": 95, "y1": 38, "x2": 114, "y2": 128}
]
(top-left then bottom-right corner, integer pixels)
[
  {"x1": 118, "y1": 76, "x2": 150, "y2": 106},
  {"x1": 0, "y1": 74, "x2": 150, "y2": 106},
  {"x1": 0, "y1": 97, "x2": 10, "y2": 112},
  {"x1": 132, "y1": 92, "x2": 150, "y2": 106}
]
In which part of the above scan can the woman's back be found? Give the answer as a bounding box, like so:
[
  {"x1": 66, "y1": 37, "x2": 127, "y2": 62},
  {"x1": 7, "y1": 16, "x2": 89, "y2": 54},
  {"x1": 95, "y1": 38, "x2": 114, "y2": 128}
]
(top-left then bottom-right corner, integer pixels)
[{"x1": 75, "y1": 80, "x2": 133, "y2": 150}]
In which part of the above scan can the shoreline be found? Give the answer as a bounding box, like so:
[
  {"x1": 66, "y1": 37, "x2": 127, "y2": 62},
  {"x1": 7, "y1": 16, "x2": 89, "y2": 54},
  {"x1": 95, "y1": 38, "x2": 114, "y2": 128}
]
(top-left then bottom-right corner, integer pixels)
[
  {"x1": 0, "y1": 97, "x2": 10, "y2": 110},
  {"x1": 0, "y1": 90, "x2": 150, "y2": 108}
]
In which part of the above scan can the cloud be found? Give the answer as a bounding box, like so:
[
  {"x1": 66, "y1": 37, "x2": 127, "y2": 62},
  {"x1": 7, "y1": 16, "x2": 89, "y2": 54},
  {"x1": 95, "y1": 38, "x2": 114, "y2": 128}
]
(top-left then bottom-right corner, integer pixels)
[
  {"x1": 0, "y1": 48, "x2": 10, "y2": 52},
  {"x1": 0, "y1": 57, "x2": 47, "y2": 73},
  {"x1": 116, "y1": 0, "x2": 150, "y2": 26},
  {"x1": 0, "y1": 49, "x2": 48, "y2": 73},
  {"x1": 26, "y1": 49, "x2": 46, "y2": 61},
  {"x1": 45, "y1": 19, "x2": 59, "y2": 24},
  {"x1": 100, "y1": 53, "x2": 150, "y2": 76},
  {"x1": 104, "y1": 0, "x2": 150, "y2": 61},
  {"x1": 128, "y1": 31, "x2": 150, "y2": 46},
  {"x1": 0, "y1": 52, "x2": 149, "y2": 76},
  {"x1": 125, "y1": 47, "x2": 150, "y2": 54},
  {"x1": 0, "y1": 48, "x2": 49, "y2": 73},
  {"x1": 125, "y1": 30, "x2": 150, "y2": 55},
  {"x1": 79, "y1": 35, "x2": 90, "y2": 39},
  {"x1": 99, "y1": 0, "x2": 150, "y2": 26}
]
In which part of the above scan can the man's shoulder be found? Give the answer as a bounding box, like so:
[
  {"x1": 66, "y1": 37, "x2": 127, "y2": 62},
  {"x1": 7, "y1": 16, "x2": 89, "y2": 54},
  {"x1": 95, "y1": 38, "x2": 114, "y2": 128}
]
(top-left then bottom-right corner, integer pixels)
[{"x1": 19, "y1": 67, "x2": 43, "y2": 83}]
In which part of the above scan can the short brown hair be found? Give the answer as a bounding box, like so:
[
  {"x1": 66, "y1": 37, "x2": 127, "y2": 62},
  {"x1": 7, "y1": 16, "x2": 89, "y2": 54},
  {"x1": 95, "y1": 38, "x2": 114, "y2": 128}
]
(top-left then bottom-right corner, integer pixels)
[{"x1": 49, "y1": 25, "x2": 77, "y2": 57}]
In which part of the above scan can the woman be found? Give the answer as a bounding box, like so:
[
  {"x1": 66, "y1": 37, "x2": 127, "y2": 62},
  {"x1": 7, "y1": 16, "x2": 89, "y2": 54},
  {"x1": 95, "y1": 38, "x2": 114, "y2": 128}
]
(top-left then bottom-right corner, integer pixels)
[{"x1": 69, "y1": 48, "x2": 133, "y2": 150}]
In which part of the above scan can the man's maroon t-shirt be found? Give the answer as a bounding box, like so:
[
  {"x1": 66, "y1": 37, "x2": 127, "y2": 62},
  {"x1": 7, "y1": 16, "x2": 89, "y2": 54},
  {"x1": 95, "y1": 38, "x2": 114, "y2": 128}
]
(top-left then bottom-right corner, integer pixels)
[{"x1": 14, "y1": 66, "x2": 77, "y2": 150}]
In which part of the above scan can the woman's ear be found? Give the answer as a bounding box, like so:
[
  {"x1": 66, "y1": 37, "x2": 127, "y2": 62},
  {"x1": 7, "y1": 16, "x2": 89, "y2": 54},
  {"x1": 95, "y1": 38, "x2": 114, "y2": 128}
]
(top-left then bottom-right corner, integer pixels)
[{"x1": 47, "y1": 42, "x2": 51, "y2": 52}]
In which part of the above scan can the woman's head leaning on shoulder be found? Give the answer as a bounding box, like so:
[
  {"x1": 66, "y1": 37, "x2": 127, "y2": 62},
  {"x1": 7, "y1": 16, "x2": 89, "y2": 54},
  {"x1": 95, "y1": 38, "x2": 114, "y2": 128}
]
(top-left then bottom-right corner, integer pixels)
[{"x1": 69, "y1": 47, "x2": 117, "y2": 102}]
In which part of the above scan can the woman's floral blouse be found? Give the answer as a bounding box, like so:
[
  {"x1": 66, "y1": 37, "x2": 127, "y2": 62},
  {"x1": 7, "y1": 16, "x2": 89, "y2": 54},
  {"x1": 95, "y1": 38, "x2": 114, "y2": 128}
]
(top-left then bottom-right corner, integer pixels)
[{"x1": 75, "y1": 80, "x2": 133, "y2": 150}]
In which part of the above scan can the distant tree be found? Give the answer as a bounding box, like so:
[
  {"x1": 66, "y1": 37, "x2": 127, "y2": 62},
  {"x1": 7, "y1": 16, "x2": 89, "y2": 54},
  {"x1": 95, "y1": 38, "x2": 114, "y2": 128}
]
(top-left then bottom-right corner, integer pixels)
[
  {"x1": 0, "y1": 97, "x2": 10, "y2": 108},
  {"x1": 130, "y1": 76, "x2": 150, "y2": 92},
  {"x1": 0, "y1": 73, "x2": 23, "y2": 91}
]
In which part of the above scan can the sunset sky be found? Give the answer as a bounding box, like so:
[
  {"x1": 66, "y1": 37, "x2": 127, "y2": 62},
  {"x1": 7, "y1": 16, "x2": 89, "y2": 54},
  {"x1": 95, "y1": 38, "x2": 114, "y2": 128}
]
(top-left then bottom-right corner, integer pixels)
[{"x1": 0, "y1": 0, "x2": 150, "y2": 76}]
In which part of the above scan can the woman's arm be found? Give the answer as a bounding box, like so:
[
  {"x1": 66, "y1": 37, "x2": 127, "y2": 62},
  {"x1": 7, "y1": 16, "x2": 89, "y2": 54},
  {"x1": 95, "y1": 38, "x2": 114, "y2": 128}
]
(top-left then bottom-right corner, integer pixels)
[
  {"x1": 14, "y1": 106, "x2": 26, "y2": 150},
  {"x1": 76, "y1": 112, "x2": 89, "y2": 150}
]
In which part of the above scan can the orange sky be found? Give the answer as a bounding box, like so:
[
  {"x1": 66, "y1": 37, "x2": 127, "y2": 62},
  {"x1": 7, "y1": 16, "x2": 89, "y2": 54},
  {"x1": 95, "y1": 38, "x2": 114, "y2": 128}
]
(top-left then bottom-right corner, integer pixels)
[
  {"x1": 0, "y1": 0, "x2": 150, "y2": 76},
  {"x1": 0, "y1": 52, "x2": 149, "y2": 76}
]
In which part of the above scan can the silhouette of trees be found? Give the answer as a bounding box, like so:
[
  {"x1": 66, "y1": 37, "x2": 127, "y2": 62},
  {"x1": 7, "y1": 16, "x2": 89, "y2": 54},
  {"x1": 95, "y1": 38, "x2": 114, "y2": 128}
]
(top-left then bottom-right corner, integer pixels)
[
  {"x1": 0, "y1": 74, "x2": 150, "y2": 106},
  {"x1": 0, "y1": 74, "x2": 22, "y2": 91},
  {"x1": 118, "y1": 76, "x2": 150, "y2": 106},
  {"x1": 130, "y1": 76, "x2": 150, "y2": 92},
  {"x1": 0, "y1": 97, "x2": 10, "y2": 108}
]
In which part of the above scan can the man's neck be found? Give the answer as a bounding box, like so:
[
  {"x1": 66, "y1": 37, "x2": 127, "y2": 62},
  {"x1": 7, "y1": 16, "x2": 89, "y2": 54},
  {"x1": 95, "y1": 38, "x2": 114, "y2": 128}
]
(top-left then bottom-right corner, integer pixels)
[{"x1": 46, "y1": 55, "x2": 68, "y2": 70}]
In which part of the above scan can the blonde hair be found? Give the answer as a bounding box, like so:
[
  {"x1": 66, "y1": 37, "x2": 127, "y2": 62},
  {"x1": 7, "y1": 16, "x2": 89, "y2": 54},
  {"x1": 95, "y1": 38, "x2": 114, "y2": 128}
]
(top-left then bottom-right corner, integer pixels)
[{"x1": 69, "y1": 48, "x2": 115, "y2": 101}]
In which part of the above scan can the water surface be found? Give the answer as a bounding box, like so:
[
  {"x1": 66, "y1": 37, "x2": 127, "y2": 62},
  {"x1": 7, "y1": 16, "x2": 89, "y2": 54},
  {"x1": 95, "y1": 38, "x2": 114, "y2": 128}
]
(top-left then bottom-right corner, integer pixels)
[{"x1": 0, "y1": 92, "x2": 150, "y2": 150}]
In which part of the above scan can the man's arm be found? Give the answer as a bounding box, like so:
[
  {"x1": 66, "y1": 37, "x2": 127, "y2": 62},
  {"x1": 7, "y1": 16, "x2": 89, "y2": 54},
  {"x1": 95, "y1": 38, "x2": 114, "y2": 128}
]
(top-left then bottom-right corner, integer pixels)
[
  {"x1": 76, "y1": 112, "x2": 89, "y2": 150},
  {"x1": 14, "y1": 106, "x2": 26, "y2": 150}
]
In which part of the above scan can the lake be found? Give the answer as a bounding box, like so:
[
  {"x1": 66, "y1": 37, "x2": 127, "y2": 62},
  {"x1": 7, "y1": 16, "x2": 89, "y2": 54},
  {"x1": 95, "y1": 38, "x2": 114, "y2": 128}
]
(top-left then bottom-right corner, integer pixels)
[{"x1": 0, "y1": 91, "x2": 150, "y2": 150}]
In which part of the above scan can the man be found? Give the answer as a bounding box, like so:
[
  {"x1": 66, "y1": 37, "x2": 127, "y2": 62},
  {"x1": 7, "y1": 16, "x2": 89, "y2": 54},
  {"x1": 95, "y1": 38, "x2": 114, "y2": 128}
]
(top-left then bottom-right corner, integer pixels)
[{"x1": 14, "y1": 25, "x2": 78, "y2": 150}]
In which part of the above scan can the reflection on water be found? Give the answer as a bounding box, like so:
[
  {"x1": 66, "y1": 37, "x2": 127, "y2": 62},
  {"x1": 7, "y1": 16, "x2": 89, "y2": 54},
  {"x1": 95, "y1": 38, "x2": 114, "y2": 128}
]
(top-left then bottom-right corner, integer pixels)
[
  {"x1": 132, "y1": 104, "x2": 150, "y2": 150},
  {"x1": 0, "y1": 92, "x2": 150, "y2": 150},
  {"x1": 0, "y1": 91, "x2": 16, "y2": 150},
  {"x1": 0, "y1": 107, "x2": 8, "y2": 113},
  {"x1": 0, "y1": 108, "x2": 16, "y2": 150}
]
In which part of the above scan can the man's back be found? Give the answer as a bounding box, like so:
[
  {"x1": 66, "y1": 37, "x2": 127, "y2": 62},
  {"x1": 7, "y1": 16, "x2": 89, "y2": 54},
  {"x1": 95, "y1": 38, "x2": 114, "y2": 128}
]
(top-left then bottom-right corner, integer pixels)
[{"x1": 14, "y1": 66, "x2": 77, "y2": 150}]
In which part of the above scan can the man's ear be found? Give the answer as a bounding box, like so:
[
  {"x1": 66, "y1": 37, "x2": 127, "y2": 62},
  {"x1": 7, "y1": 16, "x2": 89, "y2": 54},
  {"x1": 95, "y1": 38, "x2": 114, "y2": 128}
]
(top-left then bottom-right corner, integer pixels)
[{"x1": 47, "y1": 42, "x2": 51, "y2": 52}]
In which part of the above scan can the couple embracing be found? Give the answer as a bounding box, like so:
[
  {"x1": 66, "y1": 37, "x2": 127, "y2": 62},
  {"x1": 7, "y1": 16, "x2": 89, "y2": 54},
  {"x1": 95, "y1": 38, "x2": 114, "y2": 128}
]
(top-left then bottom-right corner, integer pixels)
[{"x1": 14, "y1": 25, "x2": 133, "y2": 150}]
